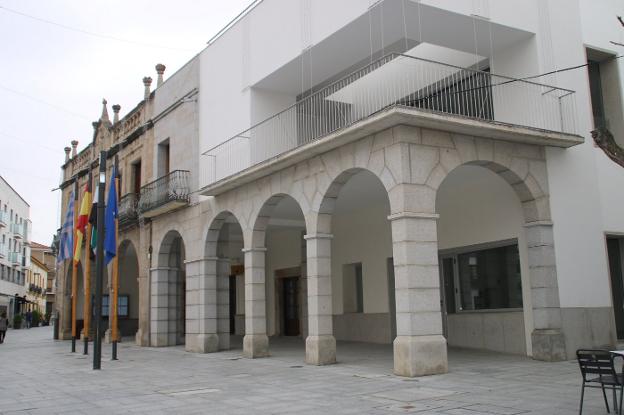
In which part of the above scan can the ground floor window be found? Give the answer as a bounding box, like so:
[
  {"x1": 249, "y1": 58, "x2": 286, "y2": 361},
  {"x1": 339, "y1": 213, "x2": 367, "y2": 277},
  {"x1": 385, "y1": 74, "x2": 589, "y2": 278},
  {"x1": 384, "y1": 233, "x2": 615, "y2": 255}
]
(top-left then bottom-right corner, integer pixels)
[{"x1": 441, "y1": 241, "x2": 522, "y2": 313}]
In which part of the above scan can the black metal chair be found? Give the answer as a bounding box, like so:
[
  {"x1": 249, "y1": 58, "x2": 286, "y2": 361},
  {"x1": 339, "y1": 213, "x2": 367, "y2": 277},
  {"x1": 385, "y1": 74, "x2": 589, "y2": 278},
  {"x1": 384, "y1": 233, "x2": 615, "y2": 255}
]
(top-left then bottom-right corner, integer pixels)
[{"x1": 577, "y1": 349, "x2": 624, "y2": 415}]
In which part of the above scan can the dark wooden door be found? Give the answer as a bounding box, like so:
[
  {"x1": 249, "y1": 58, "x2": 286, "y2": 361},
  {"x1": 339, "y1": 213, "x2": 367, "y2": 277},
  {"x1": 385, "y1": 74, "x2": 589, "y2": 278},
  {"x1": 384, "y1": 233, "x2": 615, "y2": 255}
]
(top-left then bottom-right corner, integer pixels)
[
  {"x1": 282, "y1": 277, "x2": 300, "y2": 336},
  {"x1": 607, "y1": 238, "x2": 624, "y2": 339}
]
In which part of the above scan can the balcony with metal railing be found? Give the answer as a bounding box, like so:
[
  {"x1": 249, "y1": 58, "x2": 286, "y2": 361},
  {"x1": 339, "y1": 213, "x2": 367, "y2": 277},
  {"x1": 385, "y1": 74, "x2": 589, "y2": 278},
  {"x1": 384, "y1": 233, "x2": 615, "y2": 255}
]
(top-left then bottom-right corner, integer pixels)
[
  {"x1": 137, "y1": 170, "x2": 191, "y2": 218},
  {"x1": 0, "y1": 243, "x2": 7, "y2": 259},
  {"x1": 11, "y1": 222, "x2": 24, "y2": 239},
  {"x1": 9, "y1": 251, "x2": 23, "y2": 266},
  {"x1": 201, "y1": 53, "x2": 580, "y2": 194},
  {"x1": 119, "y1": 193, "x2": 140, "y2": 229}
]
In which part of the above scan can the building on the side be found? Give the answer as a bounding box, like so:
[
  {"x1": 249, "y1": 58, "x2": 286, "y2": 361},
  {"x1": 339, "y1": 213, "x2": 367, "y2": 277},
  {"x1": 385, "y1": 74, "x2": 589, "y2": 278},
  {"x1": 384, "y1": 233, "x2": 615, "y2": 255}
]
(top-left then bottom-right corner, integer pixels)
[
  {"x1": 0, "y1": 176, "x2": 31, "y2": 325},
  {"x1": 26, "y1": 255, "x2": 47, "y2": 314},
  {"x1": 30, "y1": 242, "x2": 56, "y2": 317},
  {"x1": 57, "y1": 0, "x2": 624, "y2": 377}
]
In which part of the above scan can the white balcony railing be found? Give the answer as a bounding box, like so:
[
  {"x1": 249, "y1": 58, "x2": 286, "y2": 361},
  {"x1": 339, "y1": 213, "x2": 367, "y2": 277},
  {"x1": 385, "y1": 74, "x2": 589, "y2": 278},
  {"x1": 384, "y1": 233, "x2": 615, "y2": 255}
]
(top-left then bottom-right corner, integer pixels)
[{"x1": 202, "y1": 53, "x2": 577, "y2": 186}]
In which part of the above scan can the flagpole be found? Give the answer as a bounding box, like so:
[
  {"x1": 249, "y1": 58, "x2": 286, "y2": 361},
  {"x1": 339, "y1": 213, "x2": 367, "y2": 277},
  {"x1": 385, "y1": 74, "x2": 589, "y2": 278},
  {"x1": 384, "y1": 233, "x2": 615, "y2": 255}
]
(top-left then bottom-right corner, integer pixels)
[
  {"x1": 70, "y1": 180, "x2": 79, "y2": 353},
  {"x1": 83, "y1": 173, "x2": 93, "y2": 355},
  {"x1": 112, "y1": 156, "x2": 119, "y2": 360},
  {"x1": 94, "y1": 151, "x2": 107, "y2": 370}
]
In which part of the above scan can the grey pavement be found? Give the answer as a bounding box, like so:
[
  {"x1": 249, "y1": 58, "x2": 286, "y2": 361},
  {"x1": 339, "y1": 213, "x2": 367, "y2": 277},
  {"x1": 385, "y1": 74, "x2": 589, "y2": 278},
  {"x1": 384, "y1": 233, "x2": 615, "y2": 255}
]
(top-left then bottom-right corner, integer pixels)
[{"x1": 0, "y1": 327, "x2": 611, "y2": 414}]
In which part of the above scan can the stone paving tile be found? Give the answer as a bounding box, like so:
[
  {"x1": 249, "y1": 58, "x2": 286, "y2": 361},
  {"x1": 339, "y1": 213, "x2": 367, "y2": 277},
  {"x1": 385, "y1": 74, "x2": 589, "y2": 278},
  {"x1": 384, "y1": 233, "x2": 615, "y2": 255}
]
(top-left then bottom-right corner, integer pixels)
[{"x1": 0, "y1": 327, "x2": 614, "y2": 414}]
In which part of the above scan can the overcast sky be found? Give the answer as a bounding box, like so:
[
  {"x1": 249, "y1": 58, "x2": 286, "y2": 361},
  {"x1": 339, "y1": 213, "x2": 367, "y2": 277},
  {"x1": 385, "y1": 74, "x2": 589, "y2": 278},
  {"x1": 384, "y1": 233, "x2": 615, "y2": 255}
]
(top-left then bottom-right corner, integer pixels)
[{"x1": 0, "y1": 0, "x2": 252, "y2": 246}]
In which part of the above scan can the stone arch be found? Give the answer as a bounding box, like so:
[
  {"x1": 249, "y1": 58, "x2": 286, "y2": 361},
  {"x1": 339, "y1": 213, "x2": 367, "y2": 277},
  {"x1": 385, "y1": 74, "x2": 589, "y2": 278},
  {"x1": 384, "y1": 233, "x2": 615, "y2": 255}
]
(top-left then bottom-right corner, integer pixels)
[
  {"x1": 435, "y1": 159, "x2": 549, "y2": 223},
  {"x1": 314, "y1": 167, "x2": 391, "y2": 235},
  {"x1": 251, "y1": 193, "x2": 308, "y2": 248},
  {"x1": 157, "y1": 229, "x2": 186, "y2": 268},
  {"x1": 204, "y1": 210, "x2": 246, "y2": 258},
  {"x1": 414, "y1": 134, "x2": 551, "y2": 223}
]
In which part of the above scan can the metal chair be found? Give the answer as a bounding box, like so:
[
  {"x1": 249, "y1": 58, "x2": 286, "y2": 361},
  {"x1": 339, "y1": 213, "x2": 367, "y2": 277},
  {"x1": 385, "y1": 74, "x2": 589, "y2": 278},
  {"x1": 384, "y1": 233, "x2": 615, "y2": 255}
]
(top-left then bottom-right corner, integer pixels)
[{"x1": 577, "y1": 349, "x2": 624, "y2": 415}]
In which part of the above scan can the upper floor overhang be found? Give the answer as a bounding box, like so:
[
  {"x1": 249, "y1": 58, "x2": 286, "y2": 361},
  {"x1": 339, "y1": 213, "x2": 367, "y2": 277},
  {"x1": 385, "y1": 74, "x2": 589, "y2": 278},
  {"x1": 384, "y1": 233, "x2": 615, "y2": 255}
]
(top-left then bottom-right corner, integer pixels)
[{"x1": 199, "y1": 104, "x2": 583, "y2": 197}]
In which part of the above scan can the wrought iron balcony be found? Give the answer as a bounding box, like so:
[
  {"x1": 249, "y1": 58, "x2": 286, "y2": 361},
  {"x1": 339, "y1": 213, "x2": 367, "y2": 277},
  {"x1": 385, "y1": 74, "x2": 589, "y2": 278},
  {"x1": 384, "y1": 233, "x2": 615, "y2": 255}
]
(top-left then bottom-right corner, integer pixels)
[
  {"x1": 137, "y1": 170, "x2": 190, "y2": 218},
  {"x1": 119, "y1": 193, "x2": 139, "y2": 229},
  {"x1": 202, "y1": 53, "x2": 578, "y2": 186}
]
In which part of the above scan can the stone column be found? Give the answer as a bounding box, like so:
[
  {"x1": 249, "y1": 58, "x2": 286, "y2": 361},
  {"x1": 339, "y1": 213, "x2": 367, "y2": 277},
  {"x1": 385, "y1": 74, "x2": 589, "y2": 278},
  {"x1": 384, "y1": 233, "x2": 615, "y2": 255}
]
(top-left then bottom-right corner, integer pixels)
[
  {"x1": 525, "y1": 221, "x2": 566, "y2": 361},
  {"x1": 242, "y1": 247, "x2": 269, "y2": 358},
  {"x1": 389, "y1": 212, "x2": 447, "y2": 377},
  {"x1": 150, "y1": 266, "x2": 172, "y2": 346},
  {"x1": 185, "y1": 259, "x2": 219, "y2": 353},
  {"x1": 135, "y1": 272, "x2": 149, "y2": 346},
  {"x1": 217, "y1": 257, "x2": 230, "y2": 350},
  {"x1": 303, "y1": 233, "x2": 335, "y2": 365}
]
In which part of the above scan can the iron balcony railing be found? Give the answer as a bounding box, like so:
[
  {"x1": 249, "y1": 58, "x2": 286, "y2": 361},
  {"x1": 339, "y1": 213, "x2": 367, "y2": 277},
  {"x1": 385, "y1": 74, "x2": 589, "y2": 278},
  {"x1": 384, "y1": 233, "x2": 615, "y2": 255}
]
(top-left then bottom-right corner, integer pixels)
[
  {"x1": 119, "y1": 193, "x2": 139, "y2": 227},
  {"x1": 202, "y1": 53, "x2": 577, "y2": 185},
  {"x1": 137, "y1": 170, "x2": 190, "y2": 215}
]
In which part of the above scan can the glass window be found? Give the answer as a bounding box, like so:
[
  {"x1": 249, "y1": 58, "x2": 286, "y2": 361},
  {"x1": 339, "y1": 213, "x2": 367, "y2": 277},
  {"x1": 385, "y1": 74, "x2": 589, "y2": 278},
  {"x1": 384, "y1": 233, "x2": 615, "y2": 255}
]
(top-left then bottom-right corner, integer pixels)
[
  {"x1": 118, "y1": 295, "x2": 129, "y2": 317},
  {"x1": 456, "y1": 244, "x2": 522, "y2": 311},
  {"x1": 100, "y1": 295, "x2": 128, "y2": 317}
]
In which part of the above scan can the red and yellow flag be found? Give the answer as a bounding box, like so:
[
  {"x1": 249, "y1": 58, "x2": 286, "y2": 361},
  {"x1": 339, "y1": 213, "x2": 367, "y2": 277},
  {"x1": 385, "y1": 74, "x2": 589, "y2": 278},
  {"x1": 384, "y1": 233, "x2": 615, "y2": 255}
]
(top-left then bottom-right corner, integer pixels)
[{"x1": 73, "y1": 181, "x2": 91, "y2": 263}]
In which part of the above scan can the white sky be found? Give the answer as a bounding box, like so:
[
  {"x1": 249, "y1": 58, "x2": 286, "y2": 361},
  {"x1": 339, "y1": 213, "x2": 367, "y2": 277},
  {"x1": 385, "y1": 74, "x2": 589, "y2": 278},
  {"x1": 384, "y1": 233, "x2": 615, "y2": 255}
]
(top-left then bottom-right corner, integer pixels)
[{"x1": 0, "y1": 0, "x2": 252, "y2": 246}]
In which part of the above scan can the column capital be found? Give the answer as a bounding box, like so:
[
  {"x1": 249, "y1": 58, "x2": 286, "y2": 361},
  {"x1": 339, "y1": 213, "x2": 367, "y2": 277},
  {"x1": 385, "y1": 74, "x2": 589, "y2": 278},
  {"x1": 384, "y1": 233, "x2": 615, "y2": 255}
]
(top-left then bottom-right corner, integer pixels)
[
  {"x1": 241, "y1": 247, "x2": 267, "y2": 253},
  {"x1": 184, "y1": 258, "x2": 210, "y2": 265},
  {"x1": 149, "y1": 266, "x2": 177, "y2": 272},
  {"x1": 203, "y1": 256, "x2": 231, "y2": 262},
  {"x1": 524, "y1": 220, "x2": 554, "y2": 228},
  {"x1": 387, "y1": 212, "x2": 439, "y2": 221},
  {"x1": 303, "y1": 233, "x2": 333, "y2": 240}
]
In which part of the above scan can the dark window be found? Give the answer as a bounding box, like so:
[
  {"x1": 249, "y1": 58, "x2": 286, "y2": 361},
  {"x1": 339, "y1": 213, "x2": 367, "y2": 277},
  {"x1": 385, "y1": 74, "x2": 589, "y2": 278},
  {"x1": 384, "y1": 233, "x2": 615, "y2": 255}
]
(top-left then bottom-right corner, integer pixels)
[
  {"x1": 588, "y1": 60, "x2": 606, "y2": 129},
  {"x1": 457, "y1": 244, "x2": 522, "y2": 311}
]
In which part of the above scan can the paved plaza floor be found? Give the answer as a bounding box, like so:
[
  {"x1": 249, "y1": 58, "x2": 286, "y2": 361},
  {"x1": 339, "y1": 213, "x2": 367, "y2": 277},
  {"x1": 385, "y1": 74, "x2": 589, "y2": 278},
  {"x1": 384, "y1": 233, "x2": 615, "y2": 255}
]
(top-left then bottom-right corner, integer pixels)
[{"x1": 0, "y1": 326, "x2": 612, "y2": 414}]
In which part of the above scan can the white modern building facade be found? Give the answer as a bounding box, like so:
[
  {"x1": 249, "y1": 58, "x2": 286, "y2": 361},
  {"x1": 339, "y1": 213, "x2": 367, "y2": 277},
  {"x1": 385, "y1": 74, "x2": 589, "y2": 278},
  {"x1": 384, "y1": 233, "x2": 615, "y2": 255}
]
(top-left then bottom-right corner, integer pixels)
[
  {"x1": 0, "y1": 176, "x2": 31, "y2": 325},
  {"x1": 59, "y1": 0, "x2": 624, "y2": 377}
]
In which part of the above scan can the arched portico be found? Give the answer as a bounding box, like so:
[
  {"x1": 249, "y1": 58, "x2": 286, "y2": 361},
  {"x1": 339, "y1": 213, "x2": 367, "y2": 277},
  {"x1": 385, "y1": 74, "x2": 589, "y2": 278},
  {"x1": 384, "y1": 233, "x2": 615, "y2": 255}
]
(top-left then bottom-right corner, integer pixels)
[
  {"x1": 117, "y1": 240, "x2": 140, "y2": 339},
  {"x1": 185, "y1": 211, "x2": 245, "y2": 353},
  {"x1": 150, "y1": 230, "x2": 186, "y2": 347},
  {"x1": 245, "y1": 194, "x2": 309, "y2": 358}
]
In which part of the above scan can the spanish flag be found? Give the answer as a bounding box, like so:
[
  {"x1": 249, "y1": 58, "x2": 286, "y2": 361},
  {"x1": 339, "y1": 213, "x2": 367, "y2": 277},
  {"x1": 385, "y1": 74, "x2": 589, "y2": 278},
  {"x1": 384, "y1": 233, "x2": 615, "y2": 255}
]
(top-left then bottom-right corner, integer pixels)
[{"x1": 73, "y1": 180, "x2": 91, "y2": 263}]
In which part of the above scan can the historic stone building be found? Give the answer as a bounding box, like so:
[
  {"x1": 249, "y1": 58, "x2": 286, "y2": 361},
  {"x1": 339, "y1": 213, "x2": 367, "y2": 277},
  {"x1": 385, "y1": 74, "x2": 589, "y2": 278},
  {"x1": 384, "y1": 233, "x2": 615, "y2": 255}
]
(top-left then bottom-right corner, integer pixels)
[{"x1": 58, "y1": 0, "x2": 624, "y2": 377}]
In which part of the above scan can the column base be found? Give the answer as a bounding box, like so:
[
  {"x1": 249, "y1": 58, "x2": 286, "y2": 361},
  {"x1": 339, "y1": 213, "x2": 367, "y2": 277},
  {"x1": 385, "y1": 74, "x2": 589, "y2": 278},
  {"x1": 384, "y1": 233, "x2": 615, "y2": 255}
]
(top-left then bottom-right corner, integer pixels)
[
  {"x1": 393, "y1": 335, "x2": 448, "y2": 377},
  {"x1": 186, "y1": 334, "x2": 219, "y2": 353},
  {"x1": 218, "y1": 333, "x2": 230, "y2": 351},
  {"x1": 531, "y1": 329, "x2": 566, "y2": 361},
  {"x1": 243, "y1": 334, "x2": 269, "y2": 358},
  {"x1": 135, "y1": 329, "x2": 149, "y2": 346},
  {"x1": 59, "y1": 330, "x2": 72, "y2": 340},
  {"x1": 305, "y1": 335, "x2": 336, "y2": 365}
]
